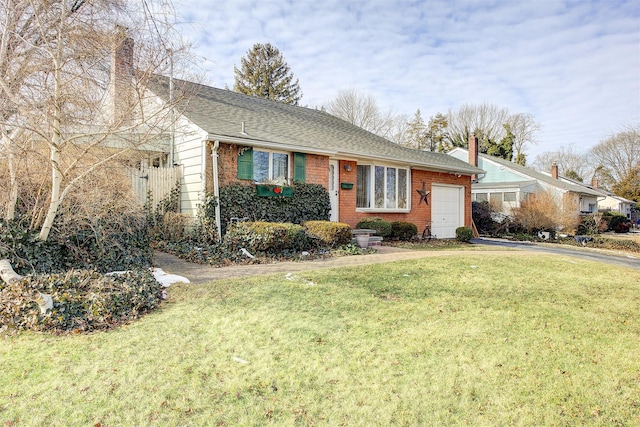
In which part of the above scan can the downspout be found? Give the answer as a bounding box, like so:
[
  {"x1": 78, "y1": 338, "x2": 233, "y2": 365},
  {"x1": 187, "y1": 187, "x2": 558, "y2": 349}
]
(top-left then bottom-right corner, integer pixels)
[{"x1": 212, "y1": 140, "x2": 222, "y2": 241}]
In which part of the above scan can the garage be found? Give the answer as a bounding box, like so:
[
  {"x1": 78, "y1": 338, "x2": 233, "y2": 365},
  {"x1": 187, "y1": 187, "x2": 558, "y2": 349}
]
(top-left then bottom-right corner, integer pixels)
[{"x1": 431, "y1": 185, "x2": 464, "y2": 238}]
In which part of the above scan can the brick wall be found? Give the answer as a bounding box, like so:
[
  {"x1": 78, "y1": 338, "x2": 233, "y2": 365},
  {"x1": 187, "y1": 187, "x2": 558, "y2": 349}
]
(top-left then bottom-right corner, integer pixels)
[
  {"x1": 212, "y1": 143, "x2": 472, "y2": 232},
  {"x1": 215, "y1": 142, "x2": 329, "y2": 187},
  {"x1": 338, "y1": 167, "x2": 472, "y2": 232}
]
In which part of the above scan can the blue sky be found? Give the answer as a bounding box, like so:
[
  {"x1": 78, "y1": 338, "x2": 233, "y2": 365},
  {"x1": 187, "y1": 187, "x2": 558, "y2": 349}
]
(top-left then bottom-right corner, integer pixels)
[{"x1": 174, "y1": 0, "x2": 640, "y2": 160}]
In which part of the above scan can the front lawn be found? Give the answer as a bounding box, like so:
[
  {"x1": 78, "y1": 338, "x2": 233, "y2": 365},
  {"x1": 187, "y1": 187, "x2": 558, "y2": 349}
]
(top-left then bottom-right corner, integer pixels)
[{"x1": 1, "y1": 253, "x2": 639, "y2": 426}]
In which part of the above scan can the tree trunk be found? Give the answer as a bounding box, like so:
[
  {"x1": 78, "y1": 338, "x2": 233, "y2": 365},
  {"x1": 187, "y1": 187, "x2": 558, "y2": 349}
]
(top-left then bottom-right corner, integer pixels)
[
  {"x1": 38, "y1": 145, "x2": 63, "y2": 241},
  {"x1": 0, "y1": 259, "x2": 23, "y2": 284},
  {"x1": 2, "y1": 131, "x2": 20, "y2": 221}
]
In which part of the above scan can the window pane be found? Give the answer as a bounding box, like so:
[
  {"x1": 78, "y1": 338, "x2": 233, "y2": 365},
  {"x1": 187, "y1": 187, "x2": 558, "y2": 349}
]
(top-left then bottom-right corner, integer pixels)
[
  {"x1": 356, "y1": 165, "x2": 370, "y2": 208},
  {"x1": 253, "y1": 150, "x2": 269, "y2": 182},
  {"x1": 386, "y1": 167, "x2": 396, "y2": 208},
  {"x1": 398, "y1": 169, "x2": 407, "y2": 209},
  {"x1": 490, "y1": 192, "x2": 503, "y2": 204},
  {"x1": 374, "y1": 166, "x2": 385, "y2": 208},
  {"x1": 476, "y1": 193, "x2": 488, "y2": 202},
  {"x1": 272, "y1": 153, "x2": 288, "y2": 180},
  {"x1": 504, "y1": 192, "x2": 516, "y2": 202}
]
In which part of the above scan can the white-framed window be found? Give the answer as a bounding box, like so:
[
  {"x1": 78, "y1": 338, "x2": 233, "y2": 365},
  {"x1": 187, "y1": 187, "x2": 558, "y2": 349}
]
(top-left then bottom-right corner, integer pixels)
[
  {"x1": 252, "y1": 150, "x2": 289, "y2": 182},
  {"x1": 475, "y1": 192, "x2": 488, "y2": 202},
  {"x1": 356, "y1": 164, "x2": 409, "y2": 210},
  {"x1": 504, "y1": 192, "x2": 517, "y2": 202}
]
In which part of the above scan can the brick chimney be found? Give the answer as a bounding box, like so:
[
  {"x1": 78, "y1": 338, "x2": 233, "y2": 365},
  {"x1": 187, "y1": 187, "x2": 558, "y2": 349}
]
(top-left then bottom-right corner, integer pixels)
[
  {"x1": 468, "y1": 133, "x2": 478, "y2": 167},
  {"x1": 551, "y1": 162, "x2": 558, "y2": 179},
  {"x1": 109, "y1": 26, "x2": 134, "y2": 125},
  {"x1": 592, "y1": 178, "x2": 598, "y2": 189}
]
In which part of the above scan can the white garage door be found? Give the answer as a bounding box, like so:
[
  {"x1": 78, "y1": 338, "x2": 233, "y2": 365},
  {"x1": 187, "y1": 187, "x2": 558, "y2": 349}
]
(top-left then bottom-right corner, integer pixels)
[{"x1": 431, "y1": 185, "x2": 464, "y2": 238}]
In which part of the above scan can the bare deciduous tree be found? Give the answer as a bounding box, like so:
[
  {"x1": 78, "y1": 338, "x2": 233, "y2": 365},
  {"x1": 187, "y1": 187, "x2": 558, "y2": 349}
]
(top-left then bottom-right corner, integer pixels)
[
  {"x1": 325, "y1": 88, "x2": 397, "y2": 139},
  {"x1": 445, "y1": 103, "x2": 510, "y2": 152},
  {"x1": 507, "y1": 113, "x2": 540, "y2": 164},
  {"x1": 533, "y1": 144, "x2": 595, "y2": 184},
  {"x1": 590, "y1": 124, "x2": 640, "y2": 183},
  {"x1": 0, "y1": 0, "x2": 193, "y2": 240}
]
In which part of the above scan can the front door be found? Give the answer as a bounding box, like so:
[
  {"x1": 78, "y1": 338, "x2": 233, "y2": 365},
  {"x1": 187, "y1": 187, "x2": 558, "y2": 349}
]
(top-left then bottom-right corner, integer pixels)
[{"x1": 329, "y1": 160, "x2": 339, "y2": 221}]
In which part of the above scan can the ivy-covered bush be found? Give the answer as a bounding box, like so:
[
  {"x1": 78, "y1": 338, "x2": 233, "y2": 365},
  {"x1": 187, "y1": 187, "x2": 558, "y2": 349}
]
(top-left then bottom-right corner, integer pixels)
[
  {"x1": 60, "y1": 214, "x2": 151, "y2": 273},
  {"x1": 356, "y1": 217, "x2": 392, "y2": 238},
  {"x1": 223, "y1": 221, "x2": 308, "y2": 254},
  {"x1": 191, "y1": 192, "x2": 219, "y2": 244},
  {"x1": 0, "y1": 269, "x2": 163, "y2": 334},
  {"x1": 0, "y1": 221, "x2": 70, "y2": 275},
  {"x1": 455, "y1": 226, "x2": 474, "y2": 242},
  {"x1": 303, "y1": 221, "x2": 352, "y2": 248},
  {"x1": 390, "y1": 221, "x2": 418, "y2": 241},
  {"x1": 0, "y1": 213, "x2": 151, "y2": 275},
  {"x1": 218, "y1": 184, "x2": 330, "y2": 235}
]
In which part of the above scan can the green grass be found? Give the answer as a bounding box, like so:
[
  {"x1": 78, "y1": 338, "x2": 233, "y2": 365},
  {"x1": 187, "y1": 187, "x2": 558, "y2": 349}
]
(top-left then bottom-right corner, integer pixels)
[{"x1": 1, "y1": 254, "x2": 639, "y2": 426}]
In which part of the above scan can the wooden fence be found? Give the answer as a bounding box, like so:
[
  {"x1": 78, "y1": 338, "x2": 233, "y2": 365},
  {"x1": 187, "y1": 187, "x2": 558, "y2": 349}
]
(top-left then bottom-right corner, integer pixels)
[{"x1": 130, "y1": 164, "x2": 181, "y2": 210}]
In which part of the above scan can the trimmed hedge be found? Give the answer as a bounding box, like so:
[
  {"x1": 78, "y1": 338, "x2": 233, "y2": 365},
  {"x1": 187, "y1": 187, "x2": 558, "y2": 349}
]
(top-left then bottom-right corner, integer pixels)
[
  {"x1": 223, "y1": 221, "x2": 308, "y2": 254},
  {"x1": 455, "y1": 226, "x2": 474, "y2": 242},
  {"x1": 303, "y1": 221, "x2": 352, "y2": 248},
  {"x1": 390, "y1": 221, "x2": 418, "y2": 241},
  {"x1": 219, "y1": 184, "x2": 330, "y2": 235},
  {"x1": 0, "y1": 269, "x2": 163, "y2": 334},
  {"x1": 356, "y1": 217, "x2": 392, "y2": 238}
]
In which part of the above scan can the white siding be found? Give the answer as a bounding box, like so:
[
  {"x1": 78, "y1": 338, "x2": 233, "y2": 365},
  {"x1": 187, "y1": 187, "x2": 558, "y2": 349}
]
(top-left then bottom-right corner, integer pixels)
[{"x1": 173, "y1": 116, "x2": 208, "y2": 218}]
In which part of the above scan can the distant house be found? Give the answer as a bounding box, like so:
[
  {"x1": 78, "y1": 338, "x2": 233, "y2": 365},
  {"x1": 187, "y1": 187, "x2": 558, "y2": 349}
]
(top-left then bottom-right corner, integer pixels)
[
  {"x1": 578, "y1": 179, "x2": 635, "y2": 219},
  {"x1": 144, "y1": 76, "x2": 484, "y2": 238},
  {"x1": 448, "y1": 137, "x2": 602, "y2": 218}
]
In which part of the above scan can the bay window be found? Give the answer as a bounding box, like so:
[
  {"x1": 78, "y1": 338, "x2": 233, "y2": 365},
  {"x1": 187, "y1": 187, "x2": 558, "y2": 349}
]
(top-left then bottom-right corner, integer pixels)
[{"x1": 357, "y1": 164, "x2": 409, "y2": 210}]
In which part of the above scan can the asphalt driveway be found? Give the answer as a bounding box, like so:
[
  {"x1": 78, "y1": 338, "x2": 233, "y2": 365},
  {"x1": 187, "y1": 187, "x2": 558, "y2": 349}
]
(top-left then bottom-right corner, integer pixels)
[{"x1": 472, "y1": 237, "x2": 640, "y2": 270}]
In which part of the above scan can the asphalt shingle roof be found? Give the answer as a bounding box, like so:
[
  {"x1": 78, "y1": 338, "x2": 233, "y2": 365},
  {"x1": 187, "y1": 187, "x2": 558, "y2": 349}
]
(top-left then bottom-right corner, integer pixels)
[
  {"x1": 150, "y1": 76, "x2": 484, "y2": 175},
  {"x1": 477, "y1": 152, "x2": 602, "y2": 197}
]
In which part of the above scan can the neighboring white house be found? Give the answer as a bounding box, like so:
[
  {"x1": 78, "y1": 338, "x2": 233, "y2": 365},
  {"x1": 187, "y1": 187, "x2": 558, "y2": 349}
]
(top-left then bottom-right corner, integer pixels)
[
  {"x1": 567, "y1": 178, "x2": 635, "y2": 219},
  {"x1": 448, "y1": 139, "x2": 602, "y2": 217}
]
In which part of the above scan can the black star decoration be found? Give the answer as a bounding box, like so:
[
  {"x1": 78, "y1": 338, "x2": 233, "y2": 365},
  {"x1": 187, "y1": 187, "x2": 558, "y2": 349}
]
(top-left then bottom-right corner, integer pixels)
[{"x1": 417, "y1": 182, "x2": 430, "y2": 206}]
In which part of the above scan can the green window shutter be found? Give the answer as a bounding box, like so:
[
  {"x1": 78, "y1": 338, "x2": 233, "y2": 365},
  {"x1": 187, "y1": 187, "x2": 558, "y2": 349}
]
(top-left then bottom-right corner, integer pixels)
[
  {"x1": 237, "y1": 148, "x2": 253, "y2": 180},
  {"x1": 293, "y1": 152, "x2": 306, "y2": 183}
]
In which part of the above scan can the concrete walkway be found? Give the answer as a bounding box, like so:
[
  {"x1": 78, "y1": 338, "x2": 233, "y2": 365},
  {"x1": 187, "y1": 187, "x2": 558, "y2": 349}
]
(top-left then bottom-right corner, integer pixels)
[{"x1": 153, "y1": 245, "x2": 517, "y2": 284}]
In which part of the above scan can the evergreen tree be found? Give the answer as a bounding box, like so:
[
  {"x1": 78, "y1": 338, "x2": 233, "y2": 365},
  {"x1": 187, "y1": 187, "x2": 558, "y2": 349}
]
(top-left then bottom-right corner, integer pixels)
[
  {"x1": 425, "y1": 113, "x2": 449, "y2": 152},
  {"x1": 486, "y1": 123, "x2": 514, "y2": 160},
  {"x1": 234, "y1": 43, "x2": 302, "y2": 105},
  {"x1": 514, "y1": 152, "x2": 527, "y2": 166}
]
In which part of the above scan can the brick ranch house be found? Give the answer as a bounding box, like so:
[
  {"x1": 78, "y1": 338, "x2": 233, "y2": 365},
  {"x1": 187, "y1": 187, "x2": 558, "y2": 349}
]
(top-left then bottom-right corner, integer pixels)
[{"x1": 146, "y1": 76, "x2": 484, "y2": 239}]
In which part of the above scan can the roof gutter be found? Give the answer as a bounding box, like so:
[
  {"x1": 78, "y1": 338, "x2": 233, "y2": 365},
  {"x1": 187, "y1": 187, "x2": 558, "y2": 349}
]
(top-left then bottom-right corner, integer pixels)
[
  {"x1": 206, "y1": 133, "x2": 484, "y2": 176},
  {"x1": 206, "y1": 133, "x2": 337, "y2": 156}
]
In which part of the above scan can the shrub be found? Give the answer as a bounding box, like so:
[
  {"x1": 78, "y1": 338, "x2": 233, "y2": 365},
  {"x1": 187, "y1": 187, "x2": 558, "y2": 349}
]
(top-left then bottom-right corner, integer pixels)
[
  {"x1": 303, "y1": 221, "x2": 352, "y2": 248},
  {"x1": 59, "y1": 214, "x2": 151, "y2": 273},
  {"x1": 356, "y1": 217, "x2": 392, "y2": 238},
  {"x1": 510, "y1": 191, "x2": 580, "y2": 234},
  {"x1": 455, "y1": 226, "x2": 474, "y2": 242},
  {"x1": 218, "y1": 184, "x2": 330, "y2": 235},
  {"x1": 613, "y1": 221, "x2": 630, "y2": 233},
  {"x1": 0, "y1": 269, "x2": 163, "y2": 334},
  {"x1": 472, "y1": 201, "x2": 496, "y2": 235},
  {"x1": 605, "y1": 212, "x2": 630, "y2": 233},
  {"x1": 191, "y1": 192, "x2": 219, "y2": 244},
  {"x1": 0, "y1": 221, "x2": 70, "y2": 275},
  {"x1": 0, "y1": 214, "x2": 152, "y2": 275},
  {"x1": 223, "y1": 221, "x2": 308, "y2": 254},
  {"x1": 390, "y1": 221, "x2": 418, "y2": 241}
]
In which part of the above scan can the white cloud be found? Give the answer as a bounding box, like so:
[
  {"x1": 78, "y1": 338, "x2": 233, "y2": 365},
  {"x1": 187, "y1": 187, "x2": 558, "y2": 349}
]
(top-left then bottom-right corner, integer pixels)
[{"x1": 173, "y1": 0, "x2": 640, "y2": 160}]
